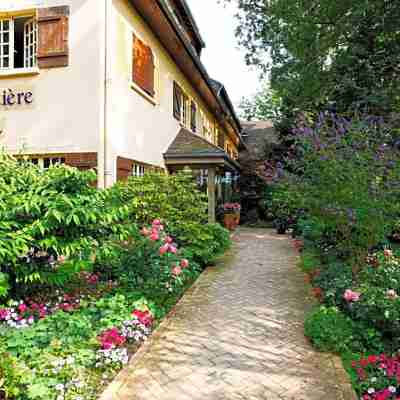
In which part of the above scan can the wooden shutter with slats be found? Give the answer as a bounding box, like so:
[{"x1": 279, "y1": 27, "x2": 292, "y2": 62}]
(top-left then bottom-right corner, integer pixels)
[
  {"x1": 132, "y1": 34, "x2": 155, "y2": 97},
  {"x1": 37, "y1": 6, "x2": 69, "y2": 68},
  {"x1": 190, "y1": 101, "x2": 197, "y2": 132},
  {"x1": 173, "y1": 81, "x2": 182, "y2": 120}
]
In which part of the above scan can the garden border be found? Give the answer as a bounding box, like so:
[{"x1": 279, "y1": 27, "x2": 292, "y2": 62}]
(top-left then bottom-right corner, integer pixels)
[{"x1": 99, "y1": 233, "x2": 237, "y2": 400}]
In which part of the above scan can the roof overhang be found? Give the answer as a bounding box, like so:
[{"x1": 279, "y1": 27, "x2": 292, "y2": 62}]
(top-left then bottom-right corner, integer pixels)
[{"x1": 164, "y1": 153, "x2": 241, "y2": 172}]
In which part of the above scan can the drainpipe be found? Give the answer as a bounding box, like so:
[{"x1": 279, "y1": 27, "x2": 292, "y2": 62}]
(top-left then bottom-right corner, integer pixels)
[{"x1": 100, "y1": 0, "x2": 112, "y2": 188}]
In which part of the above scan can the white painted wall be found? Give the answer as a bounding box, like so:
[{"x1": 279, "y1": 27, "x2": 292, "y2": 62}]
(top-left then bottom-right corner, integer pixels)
[
  {"x1": 106, "y1": 0, "x2": 220, "y2": 183},
  {"x1": 0, "y1": 0, "x2": 103, "y2": 156}
]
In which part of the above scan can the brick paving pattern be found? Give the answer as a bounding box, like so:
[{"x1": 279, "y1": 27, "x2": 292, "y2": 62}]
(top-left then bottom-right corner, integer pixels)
[{"x1": 102, "y1": 228, "x2": 356, "y2": 400}]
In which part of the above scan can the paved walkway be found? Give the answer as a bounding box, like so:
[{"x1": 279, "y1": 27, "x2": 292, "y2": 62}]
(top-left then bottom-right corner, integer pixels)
[{"x1": 102, "y1": 228, "x2": 355, "y2": 400}]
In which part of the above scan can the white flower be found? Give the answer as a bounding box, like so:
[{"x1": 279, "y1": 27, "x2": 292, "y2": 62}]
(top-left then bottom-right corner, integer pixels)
[
  {"x1": 55, "y1": 384, "x2": 64, "y2": 391},
  {"x1": 367, "y1": 388, "x2": 375, "y2": 394},
  {"x1": 389, "y1": 386, "x2": 396, "y2": 393},
  {"x1": 371, "y1": 377, "x2": 377, "y2": 383},
  {"x1": 66, "y1": 356, "x2": 75, "y2": 365},
  {"x1": 57, "y1": 396, "x2": 64, "y2": 400}
]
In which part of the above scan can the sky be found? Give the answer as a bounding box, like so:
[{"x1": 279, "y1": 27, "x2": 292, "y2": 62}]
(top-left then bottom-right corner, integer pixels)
[{"x1": 186, "y1": 0, "x2": 260, "y2": 109}]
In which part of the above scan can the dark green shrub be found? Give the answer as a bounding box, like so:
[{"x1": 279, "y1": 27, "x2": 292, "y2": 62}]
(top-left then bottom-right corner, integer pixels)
[
  {"x1": 313, "y1": 261, "x2": 353, "y2": 307},
  {"x1": 0, "y1": 154, "x2": 134, "y2": 299},
  {"x1": 304, "y1": 306, "x2": 355, "y2": 353}
]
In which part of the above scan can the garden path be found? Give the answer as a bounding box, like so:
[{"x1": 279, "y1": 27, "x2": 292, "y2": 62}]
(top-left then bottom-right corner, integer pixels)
[{"x1": 101, "y1": 228, "x2": 355, "y2": 400}]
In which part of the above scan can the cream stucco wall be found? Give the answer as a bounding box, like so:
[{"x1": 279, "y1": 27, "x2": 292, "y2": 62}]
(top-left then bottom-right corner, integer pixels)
[
  {"x1": 0, "y1": 0, "x2": 104, "y2": 157},
  {"x1": 106, "y1": 0, "x2": 221, "y2": 182}
]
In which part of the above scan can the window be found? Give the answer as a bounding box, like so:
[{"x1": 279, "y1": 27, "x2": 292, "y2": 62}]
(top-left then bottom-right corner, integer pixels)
[
  {"x1": 0, "y1": 6, "x2": 70, "y2": 72},
  {"x1": 132, "y1": 33, "x2": 155, "y2": 97},
  {"x1": 132, "y1": 164, "x2": 145, "y2": 177},
  {"x1": 43, "y1": 157, "x2": 65, "y2": 169},
  {"x1": 173, "y1": 81, "x2": 189, "y2": 127},
  {"x1": 190, "y1": 101, "x2": 197, "y2": 132},
  {"x1": 0, "y1": 16, "x2": 37, "y2": 70}
]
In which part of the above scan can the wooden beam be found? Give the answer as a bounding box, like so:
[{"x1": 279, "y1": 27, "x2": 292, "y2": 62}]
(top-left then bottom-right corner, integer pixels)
[{"x1": 208, "y1": 167, "x2": 216, "y2": 224}]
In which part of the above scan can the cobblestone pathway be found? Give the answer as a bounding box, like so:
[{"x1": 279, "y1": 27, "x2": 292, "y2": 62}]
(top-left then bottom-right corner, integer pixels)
[{"x1": 102, "y1": 228, "x2": 355, "y2": 400}]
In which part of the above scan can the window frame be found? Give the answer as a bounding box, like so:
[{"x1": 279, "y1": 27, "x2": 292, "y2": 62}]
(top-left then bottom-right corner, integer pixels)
[
  {"x1": 131, "y1": 31, "x2": 158, "y2": 106},
  {"x1": 0, "y1": 14, "x2": 39, "y2": 75}
]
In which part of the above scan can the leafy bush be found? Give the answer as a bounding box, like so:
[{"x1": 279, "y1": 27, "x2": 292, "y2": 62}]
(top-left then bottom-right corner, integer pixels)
[
  {"x1": 270, "y1": 181, "x2": 304, "y2": 234},
  {"x1": 287, "y1": 113, "x2": 400, "y2": 263},
  {"x1": 112, "y1": 172, "x2": 208, "y2": 233},
  {"x1": 304, "y1": 306, "x2": 355, "y2": 353},
  {"x1": 176, "y1": 222, "x2": 231, "y2": 266},
  {"x1": 312, "y1": 261, "x2": 353, "y2": 307},
  {"x1": 0, "y1": 154, "x2": 133, "y2": 299}
]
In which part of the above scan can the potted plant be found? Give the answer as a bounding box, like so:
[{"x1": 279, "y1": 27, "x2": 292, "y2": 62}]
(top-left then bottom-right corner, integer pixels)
[{"x1": 222, "y1": 203, "x2": 241, "y2": 230}]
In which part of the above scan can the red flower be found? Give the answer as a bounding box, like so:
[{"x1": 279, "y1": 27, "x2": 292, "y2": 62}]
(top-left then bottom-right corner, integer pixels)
[
  {"x1": 18, "y1": 303, "x2": 28, "y2": 314},
  {"x1": 98, "y1": 328, "x2": 126, "y2": 349},
  {"x1": 132, "y1": 310, "x2": 153, "y2": 327},
  {"x1": 368, "y1": 355, "x2": 378, "y2": 364},
  {"x1": 360, "y1": 358, "x2": 369, "y2": 368},
  {"x1": 180, "y1": 259, "x2": 189, "y2": 269}
]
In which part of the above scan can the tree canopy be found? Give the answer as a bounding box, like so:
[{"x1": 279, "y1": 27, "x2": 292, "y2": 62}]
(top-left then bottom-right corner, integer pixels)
[{"x1": 228, "y1": 0, "x2": 400, "y2": 120}]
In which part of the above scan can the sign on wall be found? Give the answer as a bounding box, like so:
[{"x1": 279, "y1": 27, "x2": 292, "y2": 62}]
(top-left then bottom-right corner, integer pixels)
[{"x1": 1, "y1": 89, "x2": 34, "y2": 107}]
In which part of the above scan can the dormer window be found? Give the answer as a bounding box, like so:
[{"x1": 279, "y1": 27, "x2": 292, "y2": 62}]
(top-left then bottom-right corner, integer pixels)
[{"x1": 0, "y1": 16, "x2": 37, "y2": 71}]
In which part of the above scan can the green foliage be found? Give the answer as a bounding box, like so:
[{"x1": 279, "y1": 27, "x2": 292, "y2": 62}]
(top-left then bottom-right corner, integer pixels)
[
  {"x1": 177, "y1": 222, "x2": 231, "y2": 266},
  {"x1": 111, "y1": 172, "x2": 208, "y2": 233},
  {"x1": 286, "y1": 115, "x2": 400, "y2": 263},
  {"x1": 305, "y1": 306, "x2": 355, "y2": 353},
  {"x1": 0, "y1": 153, "x2": 135, "y2": 298},
  {"x1": 270, "y1": 181, "x2": 304, "y2": 233},
  {"x1": 228, "y1": 0, "x2": 400, "y2": 122}
]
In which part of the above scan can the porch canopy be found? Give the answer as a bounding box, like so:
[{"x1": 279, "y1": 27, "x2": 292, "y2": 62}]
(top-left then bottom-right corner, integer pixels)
[{"x1": 164, "y1": 128, "x2": 240, "y2": 223}]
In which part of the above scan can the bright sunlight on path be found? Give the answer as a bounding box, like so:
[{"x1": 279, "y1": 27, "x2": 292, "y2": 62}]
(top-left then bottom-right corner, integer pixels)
[{"x1": 102, "y1": 228, "x2": 355, "y2": 400}]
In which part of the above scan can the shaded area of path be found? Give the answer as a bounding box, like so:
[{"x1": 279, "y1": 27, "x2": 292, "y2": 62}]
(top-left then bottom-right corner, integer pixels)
[{"x1": 102, "y1": 228, "x2": 355, "y2": 400}]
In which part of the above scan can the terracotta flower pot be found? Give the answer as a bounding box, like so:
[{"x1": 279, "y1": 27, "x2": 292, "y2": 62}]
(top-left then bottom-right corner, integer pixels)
[{"x1": 224, "y1": 213, "x2": 237, "y2": 231}]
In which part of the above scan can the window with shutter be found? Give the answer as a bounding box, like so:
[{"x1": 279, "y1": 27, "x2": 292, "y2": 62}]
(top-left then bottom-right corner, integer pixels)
[
  {"x1": 173, "y1": 81, "x2": 183, "y2": 120},
  {"x1": 190, "y1": 101, "x2": 197, "y2": 132},
  {"x1": 0, "y1": 15, "x2": 39, "y2": 71},
  {"x1": 37, "y1": 6, "x2": 69, "y2": 68},
  {"x1": 132, "y1": 34, "x2": 155, "y2": 97}
]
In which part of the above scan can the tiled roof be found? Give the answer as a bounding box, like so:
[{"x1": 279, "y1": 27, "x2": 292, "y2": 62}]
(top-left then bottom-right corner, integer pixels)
[{"x1": 164, "y1": 127, "x2": 225, "y2": 157}]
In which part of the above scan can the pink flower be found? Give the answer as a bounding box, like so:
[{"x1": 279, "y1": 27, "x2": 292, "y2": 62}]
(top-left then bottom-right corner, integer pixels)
[
  {"x1": 0, "y1": 309, "x2": 9, "y2": 320},
  {"x1": 150, "y1": 232, "x2": 159, "y2": 241},
  {"x1": 344, "y1": 289, "x2": 361, "y2": 302},
  {"x1": 152, "y1": 219, "x2": 161, "y2": 226},
  {"x1": 159, "y1": 244, "x2": 169, "y2": 255},
  {"x1": 132, "y1": 310, "x2": 153, "y2": 327},
  {"x1": 180, "y1": 259, "x2": 189, "y2": 269},
  {"x1": 168, "y1": 245, "x2": 177, "y2": 254},
  {"x1": 57, "y1": 255, "x2": 66, "y2": 264},
  {"x1": 164, "y1": 236, "x2": 173, "y2": 244},
  {"x1": 383, "y1": 249, "x2": 393, "y2": 258},
  {"x1": 98, "y1": 328, "x2": 126, "y2": 349},
  {"x1": 86, "y1": 273, "x2": 99, "y2": 285},
  {"x1": 172, "y1": 265, "x2": 182, "y2": 276},
  {"x1": 18, "y1": 303, "x2": 28, "y2": 314},
  {"x1": 141, "y1": 227, "x2": 151, "y2": 237}
]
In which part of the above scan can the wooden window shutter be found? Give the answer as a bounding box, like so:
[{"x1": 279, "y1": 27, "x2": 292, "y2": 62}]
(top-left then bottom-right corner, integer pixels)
[
  {"x1": 218, "y1": 131, "x2": 225, "y2": 149},
  {"x1": 37, "y1": 6, "x2": 69, "y2": 68},
  {"x1": 132, "y1": 34, "x2": 155, "y2": 97},
  {"x1": 173, "y1": 81, "x2": 182, "y2": 120},
  {"x1": 190, "y1": 101, "x2": 197, "y2": 132}
]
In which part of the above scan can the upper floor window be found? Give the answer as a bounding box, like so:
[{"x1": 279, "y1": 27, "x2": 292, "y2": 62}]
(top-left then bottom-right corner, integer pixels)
[
  {"x1": 0, "y1": 17, "x2": 37, "y2": 70},
  {"x1": 173, "y1": 81, "x2": 189, "y2": 126},
  {"x1": 132, "y1": 33, "x2": 155, "y2": 98},
  {"x1": 190, "y1": 101, "x2": 197, "y2": 132},
  {"x1": 0, "y1": 7, "x2": 69, "y2": 74}
]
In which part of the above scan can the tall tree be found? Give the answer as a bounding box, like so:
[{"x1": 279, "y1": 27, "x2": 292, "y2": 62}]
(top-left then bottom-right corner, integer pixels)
[{"x1": 228, "y1": 0, "x2": 400, "y2": 119}]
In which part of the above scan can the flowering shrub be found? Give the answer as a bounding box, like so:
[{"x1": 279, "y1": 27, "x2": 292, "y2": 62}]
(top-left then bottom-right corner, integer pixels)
[
  {"x1": 222, "y1": 203, "x2": 241, "y2": 212},
  {"x1": 352, "y1": 354, "x2": 400, "y2": 399}
]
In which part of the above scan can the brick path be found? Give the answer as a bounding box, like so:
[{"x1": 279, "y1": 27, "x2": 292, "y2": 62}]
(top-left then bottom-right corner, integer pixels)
[{"x1": 101, "y1": 228, "x2": 356, "y2": 400}]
